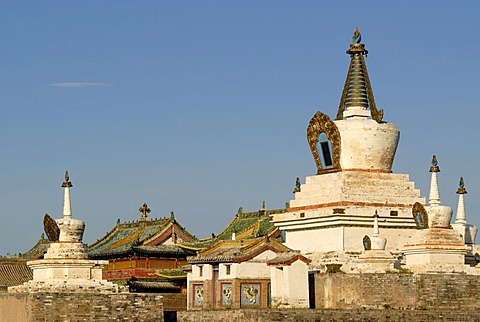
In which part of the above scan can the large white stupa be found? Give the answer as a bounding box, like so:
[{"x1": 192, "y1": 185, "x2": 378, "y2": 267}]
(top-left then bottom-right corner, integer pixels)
[{"x1": 272, "y1": 29, "x2": 425, "y2": 260}]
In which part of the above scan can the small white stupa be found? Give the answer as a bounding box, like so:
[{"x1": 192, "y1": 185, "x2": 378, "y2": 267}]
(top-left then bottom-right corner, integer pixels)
[
  {"x1": 356, "y1": 211, "x2": 396, "y2": 272},
  {"x1": 402, "y1": 156, "x2": 469, "y2": 273},
  {"x1": 451, "y1": 177, "x2": 479, "y2": 265},
  {"x1": 9, "y1": 172, "x2": 122, "y2": 293}
]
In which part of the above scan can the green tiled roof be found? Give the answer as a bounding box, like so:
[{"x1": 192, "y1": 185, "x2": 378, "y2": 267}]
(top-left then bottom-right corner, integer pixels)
[
  {"x1": 182, "y1": 208, "x2": 284, "y2": 249},
  {"x1": 21, "y1": 235, "x2": 51, "y2": 260},
  {"x1": 0, "y1": 259, "x2": 33, "y2": 288},
  {"x1": 88, "y1": 218, "x2": 170, "y2": 256}
]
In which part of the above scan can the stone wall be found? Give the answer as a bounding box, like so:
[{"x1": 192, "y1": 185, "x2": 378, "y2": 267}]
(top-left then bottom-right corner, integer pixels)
[
  {"x1": 313, "y1": 273, "x2": 480, "y2": 310},
  {"x1": 163, "y1": 293, "x2": 187, "y2": 311},
  {"x1": 0, "y1": 292, "x2": 163, "y2": 322},
  {"x1": 178, "y1": 309, "x2": 480, "y2": 322}
]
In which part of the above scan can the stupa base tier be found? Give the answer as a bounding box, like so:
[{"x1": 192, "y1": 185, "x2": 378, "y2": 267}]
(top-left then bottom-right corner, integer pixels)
[
  {"x1": 287, "y1": 171, "x2": 425, "y2": 210},
  {"x1": 403, "y1": 245, "x2": 470, "y2": 273},
  {"x1": 356, "y1": 250, "x2": 397, "y2": 273},
  {"x1": 27, "y1": 259, "x2": 108, "y2": 282},
  {"x1": 43, "y1": 242, "x2": 88, "y2": 259},
  {"x1": 281, "y1": 225, "x2": 417, "y2": 254},
  {"x1": 9, "y1": 258, "x2": 124, "y2": 293}
]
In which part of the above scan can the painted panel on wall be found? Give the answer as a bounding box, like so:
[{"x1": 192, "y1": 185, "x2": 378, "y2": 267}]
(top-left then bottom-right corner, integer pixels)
[
  {"x1": 240, "y1": 283, "x2": 260, "y2": 306},
  {"x1": 221, "y1": 284, "x2": 232, "y2": 306}
]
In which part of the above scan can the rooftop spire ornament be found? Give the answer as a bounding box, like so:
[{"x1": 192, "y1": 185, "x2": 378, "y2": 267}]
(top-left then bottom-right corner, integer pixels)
[
  {"x1": 139, "y1": 203, "x2": 151, "y2": 221},
  {"x1": 352, "y1": 27, "x2": 361, "y2": 43},
  {"x1": 336, "y1": 28, "x2": 384, "y2": 123}
]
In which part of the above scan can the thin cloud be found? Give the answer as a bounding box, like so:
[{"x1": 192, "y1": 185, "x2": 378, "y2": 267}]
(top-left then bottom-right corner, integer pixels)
[{"x1": 50, "y1": 82, "x2": 108, "y2": 88}]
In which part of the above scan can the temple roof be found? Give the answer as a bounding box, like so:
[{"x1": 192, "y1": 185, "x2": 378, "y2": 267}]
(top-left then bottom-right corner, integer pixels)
[
  {"x1": 21, "y1": 234, "x2": 51, "y2": 260},
  {"x1": 267, "y1": 252, "x2": 311, "y2": 266},
  {"x1": 187, "y1": 236, "x2": 290, "y2": 264},
  {"x1": 88, "y1": 216, "x2": 196, "y2": 258},
  {"x1": 181, "y1": 208, "x2": 284, "y2": 250},
  {"x1": 0, "y1": 259, "x2": 33, "y2": 290},
  {"x1": 128, "y1": 280, "x2": 181, "y2": 291}
]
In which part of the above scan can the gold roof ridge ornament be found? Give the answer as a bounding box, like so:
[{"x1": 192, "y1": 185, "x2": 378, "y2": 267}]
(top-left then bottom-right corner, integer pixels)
[
  {"x1": 336, "y1": 28, "x2": 384, "y2": 123},
  {"x1": 139, "y1": 203, "x2": 151, "y2": 221}
]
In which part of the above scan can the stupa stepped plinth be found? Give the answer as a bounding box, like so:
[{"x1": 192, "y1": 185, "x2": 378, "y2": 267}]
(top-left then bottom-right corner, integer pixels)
[{"x1": 9, "y1": 172, "x2": 123, "y2": 293}]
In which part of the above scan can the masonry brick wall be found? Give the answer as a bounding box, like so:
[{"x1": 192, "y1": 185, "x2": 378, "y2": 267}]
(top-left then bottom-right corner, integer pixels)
[
  {"x1": 313, "y1": 273, "x2": 480, "y2": 310},
  {"x1": 179, "y1": 273, "x2": 480, "y2": 321},
  {"x1": 0, "y1": 292, "x2": 163, "y2": 322},
  {"x1": 163, "y1": 293, "x2": 187, "y2": 311},
  {"x1": 178, "y1": 309, "x2": 480, "y2": 322}
]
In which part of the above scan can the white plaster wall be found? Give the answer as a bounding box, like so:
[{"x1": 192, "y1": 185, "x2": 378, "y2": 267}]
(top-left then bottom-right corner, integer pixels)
[
  {"x1": 235, "y1": 262, "x2": 271, "y2": 279},
  {"x1": 269, "y1": 267, "x2": 285, "y2": 306},
  {"x1": 286, "y1": 227, "x2": 344, "y2": 253},
  {"x1": 285, "y1": 261, "x2": 309, "y2": 308},
  {"x1": 191, "y1": 264, "x2": 212, "y2": 281},
  {"x1": 218, "y1": 263, "x2": 235, "y2": 280},
  {"x1": 186, "y1": 272, "x2": 192, "y2": 308}
]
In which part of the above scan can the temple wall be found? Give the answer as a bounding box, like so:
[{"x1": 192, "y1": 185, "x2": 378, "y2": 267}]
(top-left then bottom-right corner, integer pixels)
[
  {"x1": 178, "y1": 308, "x2": 480, "y2": 322},
  {"x1": 0, "y1": 292, "x2": 163, "y2": 322},
  {"x1": 313, "y1": 273, "x2": 480, "y2": 310}
]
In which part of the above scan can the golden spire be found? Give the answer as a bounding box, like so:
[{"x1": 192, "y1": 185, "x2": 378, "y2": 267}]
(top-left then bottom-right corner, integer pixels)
[{"x1": 336, "y1": 28, "x2": 383, "y2": 123}]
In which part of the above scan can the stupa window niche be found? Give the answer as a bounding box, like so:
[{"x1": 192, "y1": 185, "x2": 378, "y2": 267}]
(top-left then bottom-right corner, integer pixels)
[
  {"x1": 317, "y1": 132, "x2": 333, "y2": 169},
  {"x1": 412, "y1": 202, "x2": 429, "y2": 229},
  {"x1": 307, "y1": 111, "x2": 341, "y2": 174}
]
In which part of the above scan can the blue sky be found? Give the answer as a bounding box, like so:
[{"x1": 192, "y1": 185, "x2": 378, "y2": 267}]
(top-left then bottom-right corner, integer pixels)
[{"x1": 1, "y1": 1, "x2": 479, "y2": 255}]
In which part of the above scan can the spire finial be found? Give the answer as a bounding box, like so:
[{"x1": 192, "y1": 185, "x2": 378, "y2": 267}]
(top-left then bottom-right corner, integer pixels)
[
  {"x1": 61, "y1": 171, "x2": 73, "y2": 188},
  {"x1": 429, "y1": 155, "x2": 440, "y2": 173},
  {"x1": 336, "y1": 28, "x2": 384, "y2": 123},
  {"x1": 457, "y1": 177, "x2": 467, "y2": 195},
  {"x1": 428, "y1": 155, "x2": 441, "y2": 205},
  {"x1": 352, "y1": 27, "x2": 362, "y2": 44}
]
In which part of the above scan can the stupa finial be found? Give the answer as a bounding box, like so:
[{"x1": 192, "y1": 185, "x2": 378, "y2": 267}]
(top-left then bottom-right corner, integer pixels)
[
  {"x1": 429, "y1": 155, "x2": 440, "y2": 173},
  {"x1": 457, "y1": 177, "x2": 467, "y2": 195},
  {"x1": 336, "y1": 28, "x2": 384, "y2": 123},
  {"x1": 428, "y1": 155, "x2": 441, "y2": 206},
  {"x1": 352, "y1": 27, "x2": 362, "y2": 43},
  {"x1": 61, "y1": 171, "x2": 73, "y2": 188}
]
